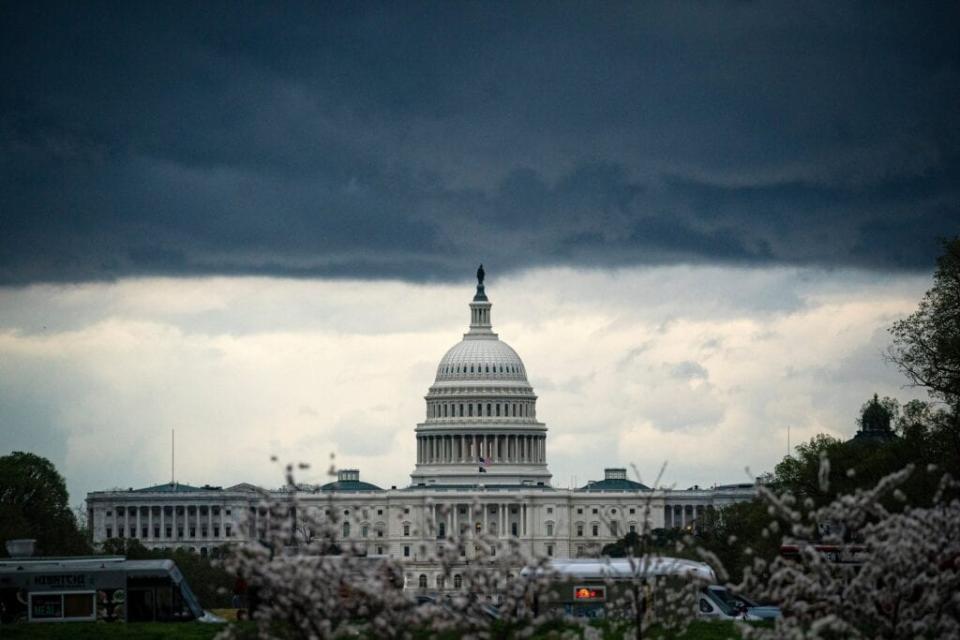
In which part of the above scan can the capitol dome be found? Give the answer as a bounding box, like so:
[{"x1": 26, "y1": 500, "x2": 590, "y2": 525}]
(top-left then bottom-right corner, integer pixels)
[
  {"x1": 434, "y1": 338, "x2": 528, "y2": 383},
  {"x1": 411, "y1": 266, "x2": 551, "y2": 488}
]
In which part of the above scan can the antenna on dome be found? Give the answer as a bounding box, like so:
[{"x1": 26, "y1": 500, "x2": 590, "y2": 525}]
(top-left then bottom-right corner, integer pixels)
[{"x1": 171, "y1": 428, "x2": 175, "y2": 485}]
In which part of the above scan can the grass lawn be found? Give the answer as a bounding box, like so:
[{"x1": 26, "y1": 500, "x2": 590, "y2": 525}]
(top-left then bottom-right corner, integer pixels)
[
  {"x1": 0, "y1": 621, "x2": 231, "y2": 639},
  {"x1": 0, "y1": 619, "x2": 751, "y2": 639}
]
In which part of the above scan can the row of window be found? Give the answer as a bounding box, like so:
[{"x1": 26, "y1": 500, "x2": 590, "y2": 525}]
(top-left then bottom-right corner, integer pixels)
[
  {"x1": 320, "y1": 519, "x2": 555, "y2": 541},
  {"x1": 340, "y1": 521, "x2": 529, "y2": 539},
  {"x1": 418, "y1": 574, "x2": 464, "y2": 589},
  {"x1": 572, "y1": 522, "x2": 637, "y2": 537},
  {"x1": 441, "y1": 363, "x2": 521, "y2": 376},
  {"x1": 312, "y1": 507, "x2": 398, "y2": 517},
  {"x1": 324, "y1": 521, "x2": 452, "y2": 538},
  {"x1": 575, "y1": 506, "x2": 637, "y2": 515},
  {"x1": 337, "y1": 522, "x2": 390, "y2": 538},
  {"x1": 428, "y1": 401, "x2": 534, "y2": 419},
  {"x1": 106, "y1": 524, "x2": 233, "y2": 540},
  {"x1": 335, "y1": 520, "x2": 634, "y2": 540}
]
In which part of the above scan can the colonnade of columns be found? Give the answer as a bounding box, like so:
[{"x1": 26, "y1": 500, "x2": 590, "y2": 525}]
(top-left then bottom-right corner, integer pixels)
[
  {"x1": 430, "y1": 501, "x2": 530, "y2": 538},
  {"x1": 416, "y1": 433, "x2": 546, "y2": 464},
  {"x1": 663, "y1": 503, "x2": 709, "y2": 530},
  {"x1": 107, "y1": 504, "x2": 234, "y2": 542}
]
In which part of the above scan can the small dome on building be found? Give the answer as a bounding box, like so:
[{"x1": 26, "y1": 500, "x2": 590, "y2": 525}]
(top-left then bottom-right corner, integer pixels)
[
  {"x1": 578, "y1": 468, "x2": 651, "y2": 492},
  {"x1": 319, "y1": 469, "x2": 382, "y2": 492},
  {"x1": 853, "y1": 394, "x2": 897, "y2": 443}
]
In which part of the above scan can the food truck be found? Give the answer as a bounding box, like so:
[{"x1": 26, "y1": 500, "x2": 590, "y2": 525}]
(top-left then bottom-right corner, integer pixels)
[{"x1": 0, "y1": 555, "x2": 220, "y2": 624}]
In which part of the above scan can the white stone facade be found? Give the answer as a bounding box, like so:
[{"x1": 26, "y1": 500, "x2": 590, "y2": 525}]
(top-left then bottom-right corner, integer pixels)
[{"x1": 86, "y1": 274, "x2": 754, "y2": 587}]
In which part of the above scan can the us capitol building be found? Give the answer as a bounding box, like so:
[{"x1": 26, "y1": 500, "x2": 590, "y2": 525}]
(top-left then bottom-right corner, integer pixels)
[{"x1": 87, "y1": 268, "x2": 753, "y2": 588}]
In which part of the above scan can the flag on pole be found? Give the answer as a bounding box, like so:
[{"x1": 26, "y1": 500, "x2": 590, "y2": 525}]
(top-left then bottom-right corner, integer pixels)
[{"x1": 478, "y1": 456, "x2": 490, "y2": 473}]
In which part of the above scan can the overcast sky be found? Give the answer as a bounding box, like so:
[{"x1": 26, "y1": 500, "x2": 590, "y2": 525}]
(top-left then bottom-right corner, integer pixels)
[{"x1": 1, "y1": 2, "x2": 958, "y2": 505}]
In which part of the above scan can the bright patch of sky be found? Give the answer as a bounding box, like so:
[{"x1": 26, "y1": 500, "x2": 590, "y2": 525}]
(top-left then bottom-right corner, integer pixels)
[{"x1": 0, "y1": 266, "x2": 931, "y2": 506}]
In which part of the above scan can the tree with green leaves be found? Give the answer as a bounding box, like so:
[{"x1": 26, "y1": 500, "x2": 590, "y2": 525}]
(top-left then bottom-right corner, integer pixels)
[
  {"x1": 774, "y1": 396, "x2": 954, "y2": 512},
  {"x1": 887, "y1": 236, "x2": 960, "y2": 470},
  {"x1": 695, "y1": 499, "x2": 781, "y2": 584},
  {"x1": 0, "y1": 451, "x2": 90, "y2": 556},
  {"x1": 888, "y1": 236, "x2": 960, "y2": 406}
]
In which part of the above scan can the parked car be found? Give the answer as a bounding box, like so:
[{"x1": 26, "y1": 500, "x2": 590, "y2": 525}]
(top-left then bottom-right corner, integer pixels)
[{"x1": 699, "y1": 585, "x2": 781, "y2": 620}]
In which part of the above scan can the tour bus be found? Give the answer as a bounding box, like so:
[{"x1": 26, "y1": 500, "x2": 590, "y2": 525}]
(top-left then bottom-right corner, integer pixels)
[
  {"x1": 0, "y1": 555, "x2": 222, "y2": 624},
  {"x1": 523, "y1": 558, "x2": 778, "y2": 621}
]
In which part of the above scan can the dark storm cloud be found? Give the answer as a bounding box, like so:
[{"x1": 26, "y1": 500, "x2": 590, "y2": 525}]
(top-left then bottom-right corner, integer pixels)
[{"x1": 2, "y1": 1, "x2": 959, "y2": 284}]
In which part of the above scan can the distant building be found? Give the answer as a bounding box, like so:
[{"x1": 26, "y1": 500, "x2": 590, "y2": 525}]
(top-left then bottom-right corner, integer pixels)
[
  {"x1": 87, "y1": 272, "x2": 754, "y2": 589},
  {"x1": 852, "y1": 394, "x2": 897, "y2": 442}
]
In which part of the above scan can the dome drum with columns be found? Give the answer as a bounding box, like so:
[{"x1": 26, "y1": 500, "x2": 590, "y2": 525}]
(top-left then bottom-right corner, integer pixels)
[{"x1": 411, "y1": 267, "x2": 551, "y2": 487}]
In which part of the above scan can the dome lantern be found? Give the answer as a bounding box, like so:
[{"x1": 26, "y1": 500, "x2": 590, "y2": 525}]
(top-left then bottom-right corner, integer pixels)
[{"x1": 468, "y1": 263, "x2": 494, "y2": 336}]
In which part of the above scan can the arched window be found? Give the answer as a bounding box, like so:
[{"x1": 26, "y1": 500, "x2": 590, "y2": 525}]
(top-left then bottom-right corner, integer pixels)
[
  {"x1": 487, "y1": 403, "x2": 491, "y2": 416},
  {"x1": 342, "y1": 522, "x2": 350, "y2": 538},
  {"x1": 468, "y1": 404, "x2": 473, "y2": 417},
  {"x1": 454, "y1": 574, "x2": 462, "y2": 589},
  {"x1": 459, "y1": 404, "x2": 464, "y2": 417},
  {"x1": 496, "y1": 404, "x2": 500, "y2": 417},
  {"x1": 418, "y1": 574, "x2": 427, "y2": 589},
  {"x1": 361, "y1": 524, "x2": 369, "y2": 538}
]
